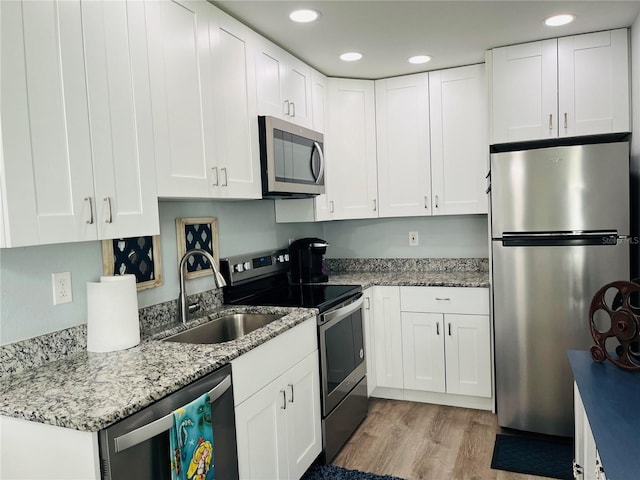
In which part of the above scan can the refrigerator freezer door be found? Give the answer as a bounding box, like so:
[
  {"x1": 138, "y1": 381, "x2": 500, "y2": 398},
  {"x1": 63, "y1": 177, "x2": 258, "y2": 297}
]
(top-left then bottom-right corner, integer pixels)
[
  {"x1": 493, "y1": 240, "x2": 629, "y2": 437},
  {"x1": 491, "y1": 142, "x2": 630, "y2": 236}
]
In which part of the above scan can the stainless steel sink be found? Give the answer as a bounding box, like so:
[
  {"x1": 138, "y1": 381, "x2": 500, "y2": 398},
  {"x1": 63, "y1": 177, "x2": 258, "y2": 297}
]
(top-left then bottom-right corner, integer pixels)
[{"x1": 163, "y1": 313, "x2": 283, "y2": 344}]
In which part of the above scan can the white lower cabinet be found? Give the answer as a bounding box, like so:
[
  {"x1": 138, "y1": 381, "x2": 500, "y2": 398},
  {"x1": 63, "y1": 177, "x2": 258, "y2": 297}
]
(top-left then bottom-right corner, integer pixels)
[
  {"x1": 232, "y1": 318, "x2": 322, "y2": 480},
  {"x1": 367, "y1": 286, "x2": 492, "y2": 408},
  {"x1": 574, "y1": 383, "x2": 606, "y2": 480}
]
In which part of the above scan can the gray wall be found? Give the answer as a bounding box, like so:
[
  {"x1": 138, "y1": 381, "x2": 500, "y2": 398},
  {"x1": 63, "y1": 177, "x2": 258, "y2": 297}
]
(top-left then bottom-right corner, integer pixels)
[
  {"x1": 322, "y1": 215, "x2": 488, "y2": 259},
  {"x1": 632, "y1": 14, "x2": 640, "y2": 278},
  {"x1": 0, "y1": 200, "x2": 322, "y2": 345}
]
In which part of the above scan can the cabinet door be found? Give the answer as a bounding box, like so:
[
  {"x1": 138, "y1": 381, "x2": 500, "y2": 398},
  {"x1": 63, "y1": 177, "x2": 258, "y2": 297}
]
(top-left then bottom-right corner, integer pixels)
[
  {"x1": 430, "y1": 64, "x2": 488, "y2": 215},
  {"x1": 255, "y1": 41, "x2": 286, "y2": 119},
  {"x1": 444, "y1": 314, "x2": 491, "y2": 398},
  {"x1": 401, "y1": 312, "x2": 446, "y2": 393},
  {"x1": 82, "y1": 0, "x2": 159, "y2": 238},
  {"x1": 375, "y1": 74, "x2": 431, "y2": 218},
  {"x1": 311, "y1": 70, "x2": 333, "y2": 221},
  {"x1": 235, "y1": 376, "x2": 289, "y2": 480},
  {"x1": 558, "y1": 29, "x2": 630, "y2": 137},
  {"x1": 285, "y1": 55, "x2": 313, "y2": 128},
  {"x1": 326, "y1": 78, "x2": 378, "y2": 220},
  {"x1": 146, "y1": 0, "x2": 215, "y2": 198},
  {"x1": 284, "y1": 352, "x2": 322, "y2": 480},
  {"x1": 362, "y1": 289, "x2": 377, "y2": 396},
  {"x1": 210, "y1": 9, "x2": 261, "y2": 199},
  {"x1": 1, "y1": 0, "x2": 96, "y2": 246},
  {"x1": 491, "y1": 39, "x2": 558, "y2": 143},
  {"x1": 372, "y1": 287, "x2": 403, "y2": 389}
]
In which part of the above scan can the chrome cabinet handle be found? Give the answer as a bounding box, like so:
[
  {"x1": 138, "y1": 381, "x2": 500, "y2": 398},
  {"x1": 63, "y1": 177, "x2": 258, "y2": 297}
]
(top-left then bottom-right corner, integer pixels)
[
  {"x1": 549, "y1": 114, "x2": 553, "y2": 131},
  {"x1": 435, "y1": 195, "x2": 439, "y2": 209},
  {"x1": 564, "y1": 112, "x2": 568, "y2": 129},
  {"x1": 291, "y1": 102, "x2": 296, "y2": 118},
  {"x1": 435, "y1": 297, "x2": 450, "y2": 301},
  {"x1": 284, "y1": 100, "x2": 290, "y2": 116},
  {"x1": 424, "y1": 196, "x2": 428, "y2": 209},
  {"x1": 436, "y1": 322, "x2": 440, "y2": 336},
  {"x1": 288, "y1": 384, "x2": 294, "y2": 403},
  {"x1": 104, "y1": 197, "x2": 113, "y2": 224},
  {"x1": 221, "y1": 167, "x2": 228, "y2": 187},
  {"x1": 448, "y1": 323, "x2": 452, "y2": 336},
  {"x1": 330, "y1": 200, "x2": 334, "y2": 213},
  {"x1": 85, "y1": 197, "x2": 94, "y2": 224},
  {"x1": 373, "y1": 199, "x2": 377, "y2": 211},
  {"x1": 365, "y1": 297, "x2": 371, "y2": 310},
  {"x1": 281, "y1": 390, "x2": 287, "y2": 409},
  {"x1": 212, "y1": 167, "x2": 219, "y2": 186}
]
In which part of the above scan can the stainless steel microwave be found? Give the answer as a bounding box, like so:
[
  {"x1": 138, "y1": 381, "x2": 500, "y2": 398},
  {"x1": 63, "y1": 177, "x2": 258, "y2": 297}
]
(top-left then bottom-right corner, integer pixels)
[{"x1": 258, "y1": 116, "x2": 325, "y2": 197}]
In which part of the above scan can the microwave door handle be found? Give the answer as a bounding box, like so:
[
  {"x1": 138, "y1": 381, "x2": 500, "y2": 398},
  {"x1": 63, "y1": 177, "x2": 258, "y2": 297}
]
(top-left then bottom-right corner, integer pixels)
[
  {"x1": 312, "y1": 142, "x2": 324, "y2": 184},
  {"x1": 113, "y1": 375, "x2": 232, "y2": 453}
]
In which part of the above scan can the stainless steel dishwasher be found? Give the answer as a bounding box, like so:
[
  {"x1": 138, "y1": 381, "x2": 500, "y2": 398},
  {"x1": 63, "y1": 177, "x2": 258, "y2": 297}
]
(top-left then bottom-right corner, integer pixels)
[{"x1": 98, "y1": 364, "x2": 238, "y2": 479}]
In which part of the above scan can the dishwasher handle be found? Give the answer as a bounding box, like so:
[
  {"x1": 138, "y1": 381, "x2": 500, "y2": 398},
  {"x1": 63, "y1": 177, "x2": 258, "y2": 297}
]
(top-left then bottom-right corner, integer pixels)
[{"x1": 113, "y1": 375, "x2": 232, "y2": 453}]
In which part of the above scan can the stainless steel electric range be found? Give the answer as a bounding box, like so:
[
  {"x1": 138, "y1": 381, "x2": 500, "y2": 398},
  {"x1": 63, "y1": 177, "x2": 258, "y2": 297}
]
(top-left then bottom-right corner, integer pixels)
[{"x1": 220, "y1": 248, "x2": 368, "y2": 463}]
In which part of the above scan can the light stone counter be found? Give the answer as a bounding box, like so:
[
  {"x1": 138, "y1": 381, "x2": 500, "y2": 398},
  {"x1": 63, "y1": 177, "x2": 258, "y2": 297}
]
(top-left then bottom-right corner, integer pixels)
[{"x1": 0, "y1": 306, "x2": 316, "y2": 431}]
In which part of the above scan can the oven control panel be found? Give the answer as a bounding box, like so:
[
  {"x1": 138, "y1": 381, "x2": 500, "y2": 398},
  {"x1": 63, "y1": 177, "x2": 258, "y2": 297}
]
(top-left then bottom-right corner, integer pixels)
[{"x1": 220, "y1": 248, "x2": 290, "y2": 285}]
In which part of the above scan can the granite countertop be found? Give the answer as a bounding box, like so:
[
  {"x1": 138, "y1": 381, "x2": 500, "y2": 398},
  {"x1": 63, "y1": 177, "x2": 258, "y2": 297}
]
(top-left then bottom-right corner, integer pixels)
[
  {"x1": 0, "y1": 305, "x2": 317, "y2": 432},
  {"x1": 0, "y1": 259, "x2": 488, "y2": 433},
  {"x1": 327, "y1": 270, "x2": 489, "y2": 289},
  {"x1": 568, "y1": 350, "x2": 640, "y2": 480}
]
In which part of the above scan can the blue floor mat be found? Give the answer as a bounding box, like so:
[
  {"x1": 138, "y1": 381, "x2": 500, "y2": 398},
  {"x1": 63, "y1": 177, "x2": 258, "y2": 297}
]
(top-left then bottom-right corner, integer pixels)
[{"x1": 491, "y1": 433, "x2": 573, "y2": 479}]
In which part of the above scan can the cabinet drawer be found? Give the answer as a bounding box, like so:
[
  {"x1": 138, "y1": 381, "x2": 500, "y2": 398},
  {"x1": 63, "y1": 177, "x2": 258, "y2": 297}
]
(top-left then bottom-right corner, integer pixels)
[
  {"x1": 232, "y1": 317, "x2": 317, "y2": 406},
  {"x1": 400, "y1": 287, "x2": 489, "y2": 314}
]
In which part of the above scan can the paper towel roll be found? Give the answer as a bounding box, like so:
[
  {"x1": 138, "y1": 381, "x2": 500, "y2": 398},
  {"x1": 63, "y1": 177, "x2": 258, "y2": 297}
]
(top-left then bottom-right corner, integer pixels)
[{"x1": 87, "y1": 274, "x2": 140, "y2": 353}]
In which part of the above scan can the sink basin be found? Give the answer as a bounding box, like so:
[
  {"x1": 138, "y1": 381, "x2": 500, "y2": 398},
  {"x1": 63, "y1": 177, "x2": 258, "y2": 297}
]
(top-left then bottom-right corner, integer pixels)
[{"x1": 164, "y1": 313, "x2": 283, "y2": 344}]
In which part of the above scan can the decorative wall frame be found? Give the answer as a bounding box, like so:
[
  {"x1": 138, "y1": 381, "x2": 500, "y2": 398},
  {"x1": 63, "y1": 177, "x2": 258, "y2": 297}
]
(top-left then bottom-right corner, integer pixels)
[
  {"x1": 176, "y1": 217, "x2": 220, "y2": 280},
  {"x1": 101, "y1": 235, "x2": 163, "y2": 291}
]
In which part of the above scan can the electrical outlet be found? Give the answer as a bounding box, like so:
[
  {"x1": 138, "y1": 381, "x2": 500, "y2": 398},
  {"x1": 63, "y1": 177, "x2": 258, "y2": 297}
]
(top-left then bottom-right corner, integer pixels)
[
  {"x1": 409, "y1": 231, "x2": 419, "y2": 246},
  {"x1": 52, "y1": 272, "x2": 72, "y2": 305}
]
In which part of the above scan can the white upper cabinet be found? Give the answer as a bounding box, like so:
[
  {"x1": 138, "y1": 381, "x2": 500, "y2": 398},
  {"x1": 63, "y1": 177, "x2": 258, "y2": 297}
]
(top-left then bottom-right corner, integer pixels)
[
  {"x1": 491, "y1": 29, "x2": 629, "y2": 144},
  {"x1": 0, "y1": 0, "x2": 158, "y2": 247},
  {"x1": 430, "y1": 64, "x2": 488, "y2": 215},
  {"x1": 210, "y1": 8, "x2": 261, "y2": 199},
  {"x1": 82, "y1": 0, "x2": 159, "y2": 238},
  {"x1": 146, "y1": 0, "x2": 214, "y2": 198},
  {"x1": 375, "y1": 74, "x2": 432, "y2": 218},
  {"x1": 255, "y1": 40, "x2": 313, "y2": 128},
  {"x1": 558, "y1": 29, "x2": 630, "y2": 138},
  {"x1": 326, "y1": 78, "x2": 378, "y2": 220},
  {"x1": 490, "y1": 39, "x2": 558, "y2": 144},
  {"x1": 147, "y1": 0, "x2": 260, "y2": 199}
]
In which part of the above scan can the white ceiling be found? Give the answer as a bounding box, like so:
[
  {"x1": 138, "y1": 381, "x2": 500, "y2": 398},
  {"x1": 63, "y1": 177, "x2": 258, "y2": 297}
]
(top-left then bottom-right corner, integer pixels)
[{"x1": 213, "y1": 0, "x2": 640, "y2": 79}]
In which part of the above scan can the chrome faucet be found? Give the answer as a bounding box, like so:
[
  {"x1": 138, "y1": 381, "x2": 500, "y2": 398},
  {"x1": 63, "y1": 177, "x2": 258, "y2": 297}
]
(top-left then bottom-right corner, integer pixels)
[{"x1": 178, "y1": 249, "x2": 227, "y2": 325}]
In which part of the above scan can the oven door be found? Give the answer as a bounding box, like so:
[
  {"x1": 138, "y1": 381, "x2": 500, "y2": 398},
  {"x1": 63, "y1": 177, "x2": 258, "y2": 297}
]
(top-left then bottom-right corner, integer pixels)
[{"x1": 318, "y1": 293, "x2": 366, "y2": 416}]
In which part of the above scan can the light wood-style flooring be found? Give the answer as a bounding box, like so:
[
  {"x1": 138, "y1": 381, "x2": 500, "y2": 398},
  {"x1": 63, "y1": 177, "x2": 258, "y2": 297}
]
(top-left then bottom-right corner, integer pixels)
[{"x1": 332, "y1": 398, "x2": 557, "y2": 480}]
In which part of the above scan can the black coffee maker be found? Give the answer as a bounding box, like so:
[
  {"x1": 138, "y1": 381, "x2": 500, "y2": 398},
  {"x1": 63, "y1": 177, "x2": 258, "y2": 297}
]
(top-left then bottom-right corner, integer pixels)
[{"x1": 289, "y1": 237, "x2": 329, "y2": 283}]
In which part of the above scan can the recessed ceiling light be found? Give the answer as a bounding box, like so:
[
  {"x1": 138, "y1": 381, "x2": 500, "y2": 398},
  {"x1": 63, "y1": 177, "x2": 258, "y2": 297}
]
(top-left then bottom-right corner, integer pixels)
[
  {"x1": 545, "y1": 14, "x2": 575, "y2": 27},
  {"x1": 340, "y1": 52, "x2": 363, "y2": 62},
  {"x1": 289, "y1": 9, "x2": 320, "y2": 23},
  {"x1": 408, "y1": 55, "x2": 432, "y2": 65}
]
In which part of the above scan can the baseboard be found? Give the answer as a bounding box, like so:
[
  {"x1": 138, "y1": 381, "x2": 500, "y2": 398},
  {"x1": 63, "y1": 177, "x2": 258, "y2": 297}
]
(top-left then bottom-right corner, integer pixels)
[{"x1": 371, "y1": 386, "x2": 493, "y2": 411}]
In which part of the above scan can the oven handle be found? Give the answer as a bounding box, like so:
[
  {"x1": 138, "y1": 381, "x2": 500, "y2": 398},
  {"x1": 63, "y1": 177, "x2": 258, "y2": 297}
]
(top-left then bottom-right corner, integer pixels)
[
  {"x1": 112, "y1": 375, "x2": 231, "y2": 453},
  {"x1": 319, "y1": 293, "x2": 364, "y2": 327}
]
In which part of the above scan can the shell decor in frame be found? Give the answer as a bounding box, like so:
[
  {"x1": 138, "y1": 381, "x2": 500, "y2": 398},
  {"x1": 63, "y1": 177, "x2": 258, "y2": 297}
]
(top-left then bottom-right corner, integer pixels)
[
  {"x1": 176, "y1": 217, "x2": 220, "y2": 280},
  {"x1": 101, "y1": 235, "x2": 163, "y2": 291}
]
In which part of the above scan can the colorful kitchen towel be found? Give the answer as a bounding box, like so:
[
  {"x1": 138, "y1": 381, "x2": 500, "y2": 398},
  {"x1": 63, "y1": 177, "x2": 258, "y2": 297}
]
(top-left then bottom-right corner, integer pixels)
[{"x1": 169, "y1": 392, "x2": 215, "y2": 480}]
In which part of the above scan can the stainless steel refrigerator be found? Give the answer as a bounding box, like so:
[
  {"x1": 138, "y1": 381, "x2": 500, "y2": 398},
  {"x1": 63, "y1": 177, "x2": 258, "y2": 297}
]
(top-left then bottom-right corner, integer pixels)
[{"x1": 491, "y1": 141, "x2": 630, "y2": 437}]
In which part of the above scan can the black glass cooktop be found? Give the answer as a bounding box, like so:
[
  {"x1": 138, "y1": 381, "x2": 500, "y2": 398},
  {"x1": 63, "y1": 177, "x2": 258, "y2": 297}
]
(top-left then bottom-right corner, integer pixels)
[{"x1": 228, "y1": 283, "x2": 361, "y2": 313}]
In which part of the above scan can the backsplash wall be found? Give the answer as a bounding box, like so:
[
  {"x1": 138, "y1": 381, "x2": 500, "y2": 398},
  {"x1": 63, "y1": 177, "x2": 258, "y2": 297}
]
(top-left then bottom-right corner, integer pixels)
[
  {"x1": 0, "y1": 200, "x2": 322, "y2": 345},
  {"x1": 322, "y1": 215, "x2": 489, "y2": 259}
]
